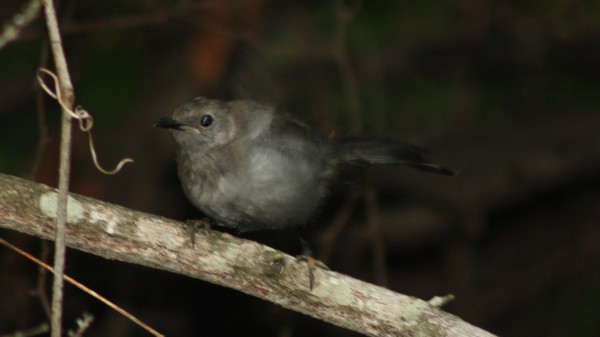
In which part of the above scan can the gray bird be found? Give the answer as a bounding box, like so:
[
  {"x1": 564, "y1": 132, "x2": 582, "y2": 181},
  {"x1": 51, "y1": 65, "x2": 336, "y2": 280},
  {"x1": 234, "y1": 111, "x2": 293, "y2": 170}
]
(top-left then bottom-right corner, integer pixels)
[{"x1": 154, "y1": 97, "x2": 454, "y2": 233}]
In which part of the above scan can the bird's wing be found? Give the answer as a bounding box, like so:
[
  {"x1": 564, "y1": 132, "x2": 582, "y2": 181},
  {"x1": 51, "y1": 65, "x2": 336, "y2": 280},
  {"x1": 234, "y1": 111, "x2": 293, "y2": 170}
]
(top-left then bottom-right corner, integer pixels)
[{"x1": 260, "y1": 113, "x2": 333, "y2": 159}]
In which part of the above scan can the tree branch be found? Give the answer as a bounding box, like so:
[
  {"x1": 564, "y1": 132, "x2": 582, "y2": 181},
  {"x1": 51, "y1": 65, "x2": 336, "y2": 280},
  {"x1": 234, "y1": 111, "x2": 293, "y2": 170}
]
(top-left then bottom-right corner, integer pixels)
[{"x1": 0, "y1": 173, "x2": 496, "y2": 337}]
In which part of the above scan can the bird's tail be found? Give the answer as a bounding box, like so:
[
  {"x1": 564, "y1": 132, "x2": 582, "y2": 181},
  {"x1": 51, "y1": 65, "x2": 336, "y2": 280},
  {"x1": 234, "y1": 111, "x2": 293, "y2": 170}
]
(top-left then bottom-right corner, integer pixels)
[{"x1": 335, "y1": 136, "x2": 456, "y2": 176}]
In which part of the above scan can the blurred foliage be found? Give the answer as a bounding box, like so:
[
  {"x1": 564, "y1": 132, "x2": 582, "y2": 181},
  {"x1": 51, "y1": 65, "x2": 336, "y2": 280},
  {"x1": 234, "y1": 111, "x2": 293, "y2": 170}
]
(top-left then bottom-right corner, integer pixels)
[
  {"x1": 0, "y1": 0, "x2": 599, "y2": 170},
  {"x1": 0, "y1": 40, "x2": 45, "y2": 174},
  {"x1": 552, "y1": 282, "x2": 600, "y2": 337},
  {"x1": 0, "y1": 40, "x2": 41, "y2": 77},
  {"x1": 0, "y1": 1, "x2": 599, "y2": 336},
  {"x1": 74, "y1": 33, "x2": 147, "y2": 125},
  {"x1": 358, "y1": 1, "x2": 458, "y2": 45}
]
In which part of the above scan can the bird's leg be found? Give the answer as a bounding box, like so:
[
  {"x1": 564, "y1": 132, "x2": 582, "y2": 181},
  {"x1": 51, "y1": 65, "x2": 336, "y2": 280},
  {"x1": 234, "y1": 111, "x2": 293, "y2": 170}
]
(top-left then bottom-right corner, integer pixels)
[
  {"x1": 296, "y1": 235, "x2": 329, "y2": 290},
  {"x1": 184, "y1": 218, "x2": 214, "y2": 247}
]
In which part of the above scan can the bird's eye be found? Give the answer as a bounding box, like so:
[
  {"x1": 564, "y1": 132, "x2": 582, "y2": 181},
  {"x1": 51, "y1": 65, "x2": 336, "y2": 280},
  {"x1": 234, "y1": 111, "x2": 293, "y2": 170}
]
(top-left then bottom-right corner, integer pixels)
[{"x1": 200, "y1": 114, "x2": 213, "y2": 127}]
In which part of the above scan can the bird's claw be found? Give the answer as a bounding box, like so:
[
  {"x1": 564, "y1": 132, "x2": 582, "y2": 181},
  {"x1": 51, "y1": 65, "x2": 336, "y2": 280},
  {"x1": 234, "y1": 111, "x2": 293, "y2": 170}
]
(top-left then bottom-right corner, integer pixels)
[
  {"x1": 184, "y1": 219, "x2": 212, "y2": 247},
  {"x1": 296, "y1": 254, "x2": 329, "y2": 291}
]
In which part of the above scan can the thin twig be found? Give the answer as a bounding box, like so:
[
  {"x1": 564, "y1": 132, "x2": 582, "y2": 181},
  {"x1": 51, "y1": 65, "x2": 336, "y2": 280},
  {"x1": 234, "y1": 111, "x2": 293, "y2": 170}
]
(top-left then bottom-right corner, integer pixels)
[
  {"x1": 30, "y1": 241, "x2": 52, "y2": 319},
  {"x1": 0, "y1": 322, "x2": 49, "y2": 337},
  {"x1": 332, "y1": 0, "x2": 363, "y2": 133},
  {"x1": 0, "y1": 0, "x2": 41, "y2": 50},
  {"x1": 28, "y1": 37, "x2": 52, "y2": 323},
  {"x1": 365, "y1": 185, "x2": 389, "y2": 287},
  {"x1": 40, "y1": 0, "x2": 76, "y2": 336},
  {"x1": 0, "y1": 237, "x2": 164, "y2": 337},
  {"x1": 28, "y1": 41, "x2": 51, "y2": 181},
  {"x1": 67, "y1": 312, "x2": 94, "y2": 337},
  {"x1": 17, "y1": 1, "x2": 222, "y2": 39},
  {"x1": 329, "y1": 0, "x2": 366, "y2": 261},
  {"x1": 317, "y1": 189, "x2": 360, "y2": 263}
]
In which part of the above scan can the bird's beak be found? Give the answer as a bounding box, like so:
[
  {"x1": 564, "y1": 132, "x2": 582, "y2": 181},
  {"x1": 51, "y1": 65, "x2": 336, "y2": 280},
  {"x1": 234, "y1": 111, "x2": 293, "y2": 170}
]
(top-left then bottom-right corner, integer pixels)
[{"x1": 153, "y1": 117, "x2": 186, "y2": 131}]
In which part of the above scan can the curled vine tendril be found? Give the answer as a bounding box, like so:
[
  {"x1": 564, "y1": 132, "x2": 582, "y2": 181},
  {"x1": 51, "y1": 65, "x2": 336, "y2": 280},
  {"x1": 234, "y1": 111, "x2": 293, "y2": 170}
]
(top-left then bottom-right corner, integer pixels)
[{"x1": 37, "y1": 68, "x2": 134, "y2": 175}]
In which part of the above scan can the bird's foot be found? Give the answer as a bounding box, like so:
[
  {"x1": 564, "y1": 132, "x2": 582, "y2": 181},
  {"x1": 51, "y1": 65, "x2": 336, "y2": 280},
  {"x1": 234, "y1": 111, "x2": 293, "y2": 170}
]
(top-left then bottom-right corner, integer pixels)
[
  {"x1": 296, "y1": 254, "x2": 329, "y2": 291},
  {"x1": 184, "y1": 218, "x2": 212, "y2": 247}
]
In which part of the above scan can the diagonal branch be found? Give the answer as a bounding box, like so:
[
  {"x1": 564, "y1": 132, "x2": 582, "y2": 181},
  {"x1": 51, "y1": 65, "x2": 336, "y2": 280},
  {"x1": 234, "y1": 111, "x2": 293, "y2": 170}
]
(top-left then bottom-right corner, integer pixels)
[{"x1": 0, "y1": 173, "x2": 497, "y2": 337}]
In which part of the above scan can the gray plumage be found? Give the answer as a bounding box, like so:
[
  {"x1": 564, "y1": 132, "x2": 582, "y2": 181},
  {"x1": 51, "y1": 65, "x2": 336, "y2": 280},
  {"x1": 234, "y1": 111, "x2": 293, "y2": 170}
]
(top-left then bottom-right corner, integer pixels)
[{"x1": 154, "y1": 97, "x2": 454, "y2": 232}]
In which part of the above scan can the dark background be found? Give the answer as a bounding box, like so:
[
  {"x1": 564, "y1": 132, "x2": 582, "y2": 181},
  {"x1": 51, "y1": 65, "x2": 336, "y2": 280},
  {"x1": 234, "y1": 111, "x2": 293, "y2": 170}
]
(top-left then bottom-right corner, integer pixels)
[{"x1": 1, "y1": 1, "x2": 599, "y2": 336}]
